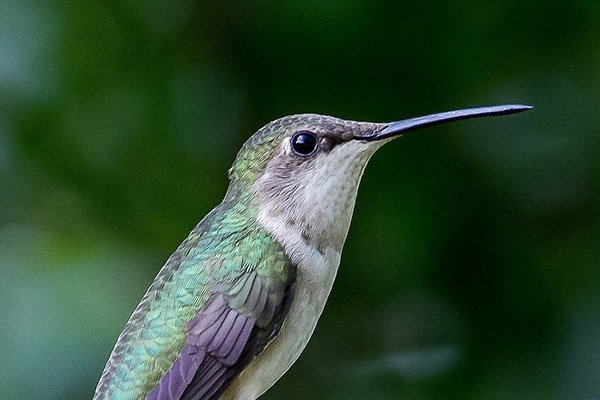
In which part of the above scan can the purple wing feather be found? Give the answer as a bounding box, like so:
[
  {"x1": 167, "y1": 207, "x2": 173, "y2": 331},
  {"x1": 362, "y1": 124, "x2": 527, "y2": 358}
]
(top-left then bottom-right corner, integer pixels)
[
  {"x1": 148, "y1": 272, "x2": 295, "y2": 400},
  {"x1": 148, "y1": 295, "x2": 254, "y2": 400}
]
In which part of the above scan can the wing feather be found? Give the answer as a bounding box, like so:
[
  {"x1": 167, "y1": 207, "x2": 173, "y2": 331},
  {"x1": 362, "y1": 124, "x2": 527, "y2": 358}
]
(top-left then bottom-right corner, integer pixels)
[{"x1": 149, "y1": 273, "x2": 294, "y2": 400}]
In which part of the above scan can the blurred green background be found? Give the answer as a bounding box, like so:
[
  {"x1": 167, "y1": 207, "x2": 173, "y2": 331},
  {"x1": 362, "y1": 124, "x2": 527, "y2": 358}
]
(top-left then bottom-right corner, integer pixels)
[{"x1": 1, "y1": 1, "x2": 599, "y2": 399}]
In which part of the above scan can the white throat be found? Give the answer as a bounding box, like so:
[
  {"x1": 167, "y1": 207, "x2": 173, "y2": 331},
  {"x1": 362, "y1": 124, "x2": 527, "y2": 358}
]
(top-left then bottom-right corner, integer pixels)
[{"x1": 254, "y1": 139, "x2": 379, "y2": 269}]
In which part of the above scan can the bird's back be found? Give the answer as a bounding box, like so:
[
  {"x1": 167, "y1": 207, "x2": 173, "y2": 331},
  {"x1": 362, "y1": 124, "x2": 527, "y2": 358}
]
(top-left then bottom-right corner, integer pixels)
[{"x1": 94, "y1": 200, "x2": 295, "y2": 399}]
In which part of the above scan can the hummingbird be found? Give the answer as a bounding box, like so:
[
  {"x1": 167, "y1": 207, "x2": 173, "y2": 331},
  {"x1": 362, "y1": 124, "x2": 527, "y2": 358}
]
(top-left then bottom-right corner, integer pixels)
[{"x1": 94, "y1": 104, "x2": 531, "y2": 400}]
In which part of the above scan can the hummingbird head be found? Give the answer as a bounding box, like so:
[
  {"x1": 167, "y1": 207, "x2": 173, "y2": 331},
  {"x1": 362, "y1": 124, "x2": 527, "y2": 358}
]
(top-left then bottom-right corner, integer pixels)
[
  {"x1": 227, "y1": 114, "x2": 384, "y2": 267},
  {"x1": 227, "y1": 105, "x2": 532, "y2": 267}
]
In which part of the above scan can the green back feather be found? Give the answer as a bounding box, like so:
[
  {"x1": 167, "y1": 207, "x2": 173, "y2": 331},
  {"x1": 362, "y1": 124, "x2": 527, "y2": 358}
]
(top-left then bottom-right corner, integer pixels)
[{"x1": 95, "y1": 197, "x2": 294, "y2": 399}]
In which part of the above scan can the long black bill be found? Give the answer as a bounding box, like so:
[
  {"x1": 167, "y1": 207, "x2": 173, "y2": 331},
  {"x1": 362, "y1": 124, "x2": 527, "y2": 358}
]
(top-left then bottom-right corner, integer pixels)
[{"x1": 361, "y1": 104, "x2": 533, "y2": 141}]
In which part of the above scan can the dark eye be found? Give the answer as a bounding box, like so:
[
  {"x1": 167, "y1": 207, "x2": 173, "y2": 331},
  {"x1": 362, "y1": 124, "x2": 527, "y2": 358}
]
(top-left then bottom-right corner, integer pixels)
[{"x1": 290, "y1": 131, "x2": 318, "y2": 156}]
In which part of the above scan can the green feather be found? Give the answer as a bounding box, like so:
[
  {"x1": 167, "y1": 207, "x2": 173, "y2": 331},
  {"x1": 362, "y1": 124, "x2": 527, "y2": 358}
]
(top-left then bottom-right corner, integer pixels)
[{"x1": 94, "y1": 197, "x2": 294, "y2": 399}]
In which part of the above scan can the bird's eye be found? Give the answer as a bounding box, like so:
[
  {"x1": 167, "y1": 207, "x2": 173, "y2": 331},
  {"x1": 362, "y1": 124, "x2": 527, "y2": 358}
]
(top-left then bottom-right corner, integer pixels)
[{"x1": 290, "y1": 131, "x2": 318, "y2": 156}]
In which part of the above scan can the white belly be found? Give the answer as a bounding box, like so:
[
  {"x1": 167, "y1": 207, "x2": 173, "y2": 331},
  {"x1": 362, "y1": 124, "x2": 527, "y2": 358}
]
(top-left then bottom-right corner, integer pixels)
[{"x1": 222, "y1": 249, "x2": 340, "y2": 399}]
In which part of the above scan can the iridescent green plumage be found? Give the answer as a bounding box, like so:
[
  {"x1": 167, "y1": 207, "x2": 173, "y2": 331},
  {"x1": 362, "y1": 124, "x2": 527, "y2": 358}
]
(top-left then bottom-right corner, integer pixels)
[{"x1": 95, "y1": 194, "x2": 294, "y2": 398}]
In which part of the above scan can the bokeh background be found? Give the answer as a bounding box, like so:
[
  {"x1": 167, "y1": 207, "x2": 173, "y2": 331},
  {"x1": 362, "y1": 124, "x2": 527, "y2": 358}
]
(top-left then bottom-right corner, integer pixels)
[{"x1": 1, "y1": 1, "x2": 599, "y2": 399}]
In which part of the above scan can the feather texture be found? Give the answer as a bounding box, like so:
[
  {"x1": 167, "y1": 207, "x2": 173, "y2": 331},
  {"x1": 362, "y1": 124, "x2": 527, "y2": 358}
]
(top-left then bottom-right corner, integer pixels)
[
  {"x1": 148, "y1": 295, "x2": 254, "y2": 400},
  {"x1": 93, "y1": 198, "x2": 295, "y2": 400}
]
